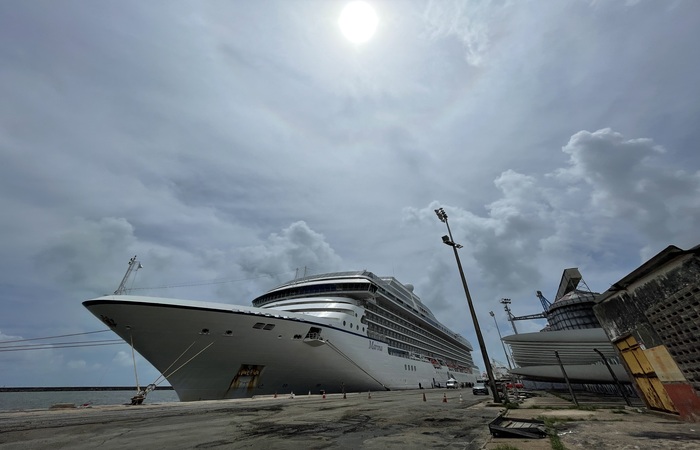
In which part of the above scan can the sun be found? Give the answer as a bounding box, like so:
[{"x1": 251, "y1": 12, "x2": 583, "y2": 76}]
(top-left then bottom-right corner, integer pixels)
[{"x1": 339, "y1": 1, "x2": 378, "y2": 44}]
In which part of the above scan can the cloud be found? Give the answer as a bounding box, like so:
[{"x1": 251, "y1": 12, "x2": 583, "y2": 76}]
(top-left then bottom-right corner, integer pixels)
[
  {"x1": 406, "y1": 128, "x2": 700, "y2": 297},
  {"x1": 0, "y1": 330, "x2": 22, "y2": 342},
  {"x1": 113, "y1": 351, "x2": 135, "y2": 368},
  {"x1": 67, "y1": 359, "x2": 88, "y2": 370},
  {"x1": 422, "y1": 0, "x2": 511, "y2": 66},
  {"x1": 33, "y1": 217, "x2": 137, "y2": 293},
  {"x1": 554, "y1": 128, "x2": 700, "y2": 259},
  {"x1": 237, "y1": 221, "x2": 343, "y2": 284}
]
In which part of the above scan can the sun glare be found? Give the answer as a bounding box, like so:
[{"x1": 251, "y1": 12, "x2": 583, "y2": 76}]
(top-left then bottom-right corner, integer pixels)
[{"x1": 339, "y1": 1, "x2": 378, "y2": 44}]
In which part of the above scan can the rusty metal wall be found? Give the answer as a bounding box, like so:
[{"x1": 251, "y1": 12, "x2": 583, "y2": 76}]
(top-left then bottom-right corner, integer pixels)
[{"x1": 616, "y1": 336, "x2": 677, "y2": 414}]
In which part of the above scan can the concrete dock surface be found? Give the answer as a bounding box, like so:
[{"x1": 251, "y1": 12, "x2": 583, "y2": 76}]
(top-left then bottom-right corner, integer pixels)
[{"x1": 0, "y1": 389, "x2": 698, "y2": 449}]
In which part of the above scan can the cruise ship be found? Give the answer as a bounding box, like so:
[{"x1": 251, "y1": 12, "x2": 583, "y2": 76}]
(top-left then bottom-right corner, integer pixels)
[{"x1": 83, "y1": 267, "x2": 479, "y2": 401}]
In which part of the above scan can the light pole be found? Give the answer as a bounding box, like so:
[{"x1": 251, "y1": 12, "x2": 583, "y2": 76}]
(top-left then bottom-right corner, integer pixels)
[
  {"x1": 435, "y1": 207, "x2": 500, "y2": 403},
  {"x1": 489, "y1": 311, "x2": 513, "y2": 370},
  {"x1": 500, "y1": 298, "x2": 518, "y2": 335}
]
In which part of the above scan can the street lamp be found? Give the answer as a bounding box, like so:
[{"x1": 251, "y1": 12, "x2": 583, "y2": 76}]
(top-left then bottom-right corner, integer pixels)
[
  {"x1": 435, "y1": 207, "x2": 500, "y2": 403},
  {"x1": 489, "y1": 311, "x2": 513, "y2": 370}
]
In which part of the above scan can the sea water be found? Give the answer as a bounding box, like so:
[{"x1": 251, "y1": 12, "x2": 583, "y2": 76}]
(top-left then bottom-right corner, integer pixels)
[{"x1": 0, "y1": 389, "x2": 180, "y2": 411}]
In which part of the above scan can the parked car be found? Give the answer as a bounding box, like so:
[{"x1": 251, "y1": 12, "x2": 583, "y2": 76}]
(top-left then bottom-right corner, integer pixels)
[
  {"x1": 446, "y1": 378, "x2": 459, "y2": 389},
  {"x1": 472, "y1": 383, "x2": 489, "y2": 395}
]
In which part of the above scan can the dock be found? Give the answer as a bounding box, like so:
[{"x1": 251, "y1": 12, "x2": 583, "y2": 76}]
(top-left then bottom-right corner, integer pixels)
[{"x1": 1, "y1": 389, "x2": 698, "y2": 449}]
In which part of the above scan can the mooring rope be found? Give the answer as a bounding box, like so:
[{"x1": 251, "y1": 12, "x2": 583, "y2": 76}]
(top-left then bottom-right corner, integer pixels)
[
  {"x1": 151, "y1": 341, "x2": 216, "y2": 387},
  {"x1": 149, "y1": 340, "x2": 198, "y2": 387},
  {"x1": 0, "y1": 329, "x2": 111, "y2": 344},
  {"x1": 325, "y1": 340, "x2": 388, "y2": 390}
]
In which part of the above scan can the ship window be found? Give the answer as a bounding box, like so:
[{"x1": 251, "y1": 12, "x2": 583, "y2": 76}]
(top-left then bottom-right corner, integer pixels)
[
  {"x1": 253, "y1": 323, "x2": 265, "y2": 329},
  {"x1": 343, "y1": 321, "x2": 346, "y2": 326},
  {"x1": 263, "y1": 324, "x2": 276, "y2": 330},
  {"x1": 201, "y1": 328, "x2": 210, "y2": 334},
  {"x1": 224, "y1": 330, "x2": 233, "y2": 335}
]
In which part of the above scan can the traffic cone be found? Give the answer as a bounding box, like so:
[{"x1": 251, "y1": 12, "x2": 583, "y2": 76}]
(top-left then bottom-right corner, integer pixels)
[
  {"x1": 323, "y1": 392, "x2": 326, "y2": 399},
  {"x1": 290, "y1": 391, "x2": 295, "y2": 399},
  {"x1": 308, "y1": 391, "x2": 311, "y2": 396},
  {"x1": 459, "y1": 394, "x2": 463, "y2": 403},
  {"x1": 422, "y1": 392, "x2": 426, "y2": 402},
  {"x1": 442, "y1": 393, "x2": 447, "y2": 403}
]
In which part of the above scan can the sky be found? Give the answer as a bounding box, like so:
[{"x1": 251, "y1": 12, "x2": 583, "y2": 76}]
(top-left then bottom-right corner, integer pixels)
[{"x1": 1, "y1": 0, "x2": 699, "y2": 387}]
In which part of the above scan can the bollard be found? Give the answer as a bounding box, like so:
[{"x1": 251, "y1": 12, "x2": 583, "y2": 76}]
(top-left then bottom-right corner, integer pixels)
[
  {"x1": 290, "y1": 392, "x2": 295, "y2": 399},
  {"x1": 274, "y1": 392, "x2": 277, "y2": 398},
  {"x1": 368, "y1": 390, "x2": 371, "y2": 399},
  {"x1": 442, "y1": 393, "x2": 447, "y2": 403},
  {"x1": 422, "y1": 392, "x2": 426, "y2": 402},
  {"x1": 459, "y1": 394, "x2": 463, "y2": 403}
]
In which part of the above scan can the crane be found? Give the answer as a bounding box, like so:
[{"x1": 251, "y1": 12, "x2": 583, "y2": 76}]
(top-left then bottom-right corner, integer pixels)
[
  {"x1": 501, "y1": 291, "x2": 551, "y2": 335},
  {"x1": 536, "y1": 290, "x2": 553, "y2": 312}
]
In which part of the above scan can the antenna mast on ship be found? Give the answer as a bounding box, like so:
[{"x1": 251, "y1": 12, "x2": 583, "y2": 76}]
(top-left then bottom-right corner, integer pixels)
[{"x1": 114, "y1": 255, "x2": 143, "y2": 295}]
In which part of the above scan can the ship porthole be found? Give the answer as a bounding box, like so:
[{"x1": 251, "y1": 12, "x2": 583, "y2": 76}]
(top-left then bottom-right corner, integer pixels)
[
  {"x1": 278, "y1": 335, "x2": 282, "y2": 339},
  {"x1": 343, "y1": 321, "x2": 346, "y2": 326}
]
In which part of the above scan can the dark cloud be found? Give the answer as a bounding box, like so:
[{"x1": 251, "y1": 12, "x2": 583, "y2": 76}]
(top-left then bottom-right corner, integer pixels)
[{"x1": 1, "y1": 1, "x2": 698, "y2": 385}]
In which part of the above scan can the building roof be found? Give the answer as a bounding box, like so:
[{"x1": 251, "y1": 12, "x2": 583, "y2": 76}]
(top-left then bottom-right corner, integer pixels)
[{"x1": 597, "y1": 244, "x2": 700, "y2": 304}]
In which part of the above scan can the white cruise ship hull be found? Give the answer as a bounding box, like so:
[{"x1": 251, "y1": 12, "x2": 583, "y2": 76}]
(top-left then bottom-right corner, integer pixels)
[
  {"x1": 503, "y1": 328, "x2": 630, "y2": 383},
  {"x1": 84, "y1": 295, "x2": 475, "y2": 401}
]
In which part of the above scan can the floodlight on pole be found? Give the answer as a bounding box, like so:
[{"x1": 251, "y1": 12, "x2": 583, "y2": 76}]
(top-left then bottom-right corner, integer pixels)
[
  {"x1": 434, "y1": 208, "x2": 499, "y2": 403},
  {"x1": 500, "y1": 298, "x2": 518, "y2": 335}
]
